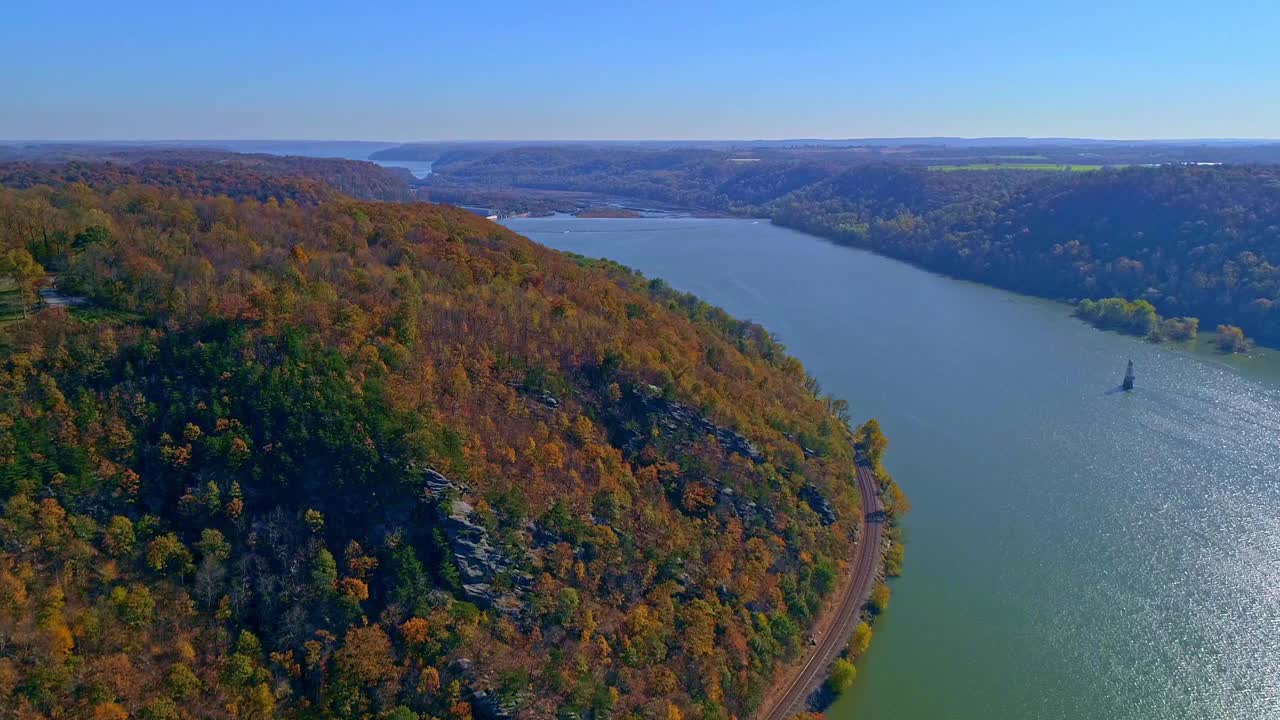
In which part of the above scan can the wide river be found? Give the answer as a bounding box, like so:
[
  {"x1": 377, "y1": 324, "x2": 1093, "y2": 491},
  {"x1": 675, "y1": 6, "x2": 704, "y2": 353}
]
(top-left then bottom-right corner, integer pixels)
[{"x1": 505, "y1": 216, "x2": 1280, "y2": 720}]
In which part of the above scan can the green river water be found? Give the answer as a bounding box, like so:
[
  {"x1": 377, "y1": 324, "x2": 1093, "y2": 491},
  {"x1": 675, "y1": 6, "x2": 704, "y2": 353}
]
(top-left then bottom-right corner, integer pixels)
[{"x1": 506, "y1": 216, "x2": 1280, "y2": 720}]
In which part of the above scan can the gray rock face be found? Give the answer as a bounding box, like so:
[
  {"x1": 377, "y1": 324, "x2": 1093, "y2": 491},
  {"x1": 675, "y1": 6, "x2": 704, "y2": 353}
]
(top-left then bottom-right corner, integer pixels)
[
  {"x1": 800, "y1": 484, "x2": 838, "y2": 526},
  {"x1": 713, "y1": 482, "x2": 784, "y2": 531},
  {"x1": 507, "y1": 381, "x2": 560, "y2": 409},
  {"x1": 716, "y1": 484, "x2": 763, "y2": 525},
  {"x1": 423, "y1": 469, "x2": 457, "y2": 496},
  {"x1": 636, "y1": 384, "x2": 764, "y2": 463},
  {"x1": 470, "y1": 689, "x2": 517, "y2": 720},
  {"x1": 423, "y1": 469, "x2": 530, "y2": 610}
]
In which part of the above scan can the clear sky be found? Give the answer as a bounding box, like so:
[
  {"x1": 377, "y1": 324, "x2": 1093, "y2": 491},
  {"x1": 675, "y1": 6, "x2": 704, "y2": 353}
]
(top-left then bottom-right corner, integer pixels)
[{"x1": 3, "y1": 0, "x2": 1278, "y2": 141}]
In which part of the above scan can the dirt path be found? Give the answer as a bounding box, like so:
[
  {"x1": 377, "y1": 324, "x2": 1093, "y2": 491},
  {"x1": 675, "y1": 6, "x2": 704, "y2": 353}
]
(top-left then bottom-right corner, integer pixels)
[{"x1": 757, "y1": 464, "x2": 885, "y2": 720}]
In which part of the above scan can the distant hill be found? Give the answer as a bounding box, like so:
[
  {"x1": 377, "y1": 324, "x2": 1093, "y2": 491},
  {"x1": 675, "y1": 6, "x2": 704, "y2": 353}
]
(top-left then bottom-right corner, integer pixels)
[
  {"x1": 370, "y1": 137, "x2": 1280, "y2": 159},
  {"x1": 0, "y1": 145, "x2": 412, "y2": 202},
  {"x1": 768, "y1": 164, "x2": 1280, "y2": 344}
]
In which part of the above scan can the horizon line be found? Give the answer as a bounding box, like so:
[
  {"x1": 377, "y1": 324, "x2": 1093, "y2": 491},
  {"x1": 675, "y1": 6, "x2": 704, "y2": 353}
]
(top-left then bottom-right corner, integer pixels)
[{"x1": 5, "y1": 136, "x2": 1280, "y2": 145}]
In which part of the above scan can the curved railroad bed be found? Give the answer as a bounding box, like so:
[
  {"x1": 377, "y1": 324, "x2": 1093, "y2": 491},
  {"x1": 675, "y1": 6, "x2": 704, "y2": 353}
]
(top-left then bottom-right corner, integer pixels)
[{"x1": 757, "y1": 464, "x2": 885, "y2": 720}]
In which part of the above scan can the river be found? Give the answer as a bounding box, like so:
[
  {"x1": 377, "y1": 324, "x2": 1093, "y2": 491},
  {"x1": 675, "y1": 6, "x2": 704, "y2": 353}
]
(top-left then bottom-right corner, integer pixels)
[{"x1": 504, "y1": 215, "x2": 1280, "y2": 720}]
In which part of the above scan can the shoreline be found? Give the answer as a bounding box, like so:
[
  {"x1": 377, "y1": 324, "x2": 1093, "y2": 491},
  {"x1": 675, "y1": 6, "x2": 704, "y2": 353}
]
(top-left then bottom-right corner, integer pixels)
[
  {"x1": 756, "y1": 464, "x2": 892, "y2": 719},
  {"x1": 495, "y1": 190, "x2": 1280, "y2": 355}
]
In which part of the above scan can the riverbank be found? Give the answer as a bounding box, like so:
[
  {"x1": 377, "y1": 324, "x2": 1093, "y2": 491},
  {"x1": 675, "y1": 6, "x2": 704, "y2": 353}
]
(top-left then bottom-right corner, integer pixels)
[
  {"x1": 412, "y1": 183, "x2": 740, "y2": 220},
  {"x1": 757, "y1": 463, "x2": 889, "y2": 720},
  {"x1": 478, "y1": 183, "x2": 1280, "y2": 353},
  {"x1": 573, "y1": 205, "x2": 643, "y2": 218}
]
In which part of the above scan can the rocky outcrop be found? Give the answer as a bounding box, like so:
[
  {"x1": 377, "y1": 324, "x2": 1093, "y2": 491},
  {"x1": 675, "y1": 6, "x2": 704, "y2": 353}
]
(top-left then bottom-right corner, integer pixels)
[
  {"x1": 716, "y1": 481, "x2": 830, "y2": 528},
  {"x1": 423, "y1": 469, "x2": 531, "y2": 611},
  {"x1": 507, "y1": 381, "x2": 560, "y2": 410},
  {"x1": 470, "y1": 689, "x2": 517, "y2": 720},
  {"x1": 784, "y1": 432, "x2": 818, "y2": 459},
  {"x1": 424, "y1": 469, "x2": 458, "y2": 497},
  {"x1": 715, "y1": 484, "x2": 776, "y2": 528},
  {"x1": 633, "y1": 384, "x2": 763, "y2": 463},
  {"x1": 800, "y1": 484, "x2": 837, "y2": 526}
]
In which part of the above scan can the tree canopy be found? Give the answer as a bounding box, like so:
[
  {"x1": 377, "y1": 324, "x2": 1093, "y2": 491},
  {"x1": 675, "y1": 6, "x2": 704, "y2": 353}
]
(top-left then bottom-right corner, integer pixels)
[{"x1": 0, "y1": 164, "x2": 898, "y2": 719}]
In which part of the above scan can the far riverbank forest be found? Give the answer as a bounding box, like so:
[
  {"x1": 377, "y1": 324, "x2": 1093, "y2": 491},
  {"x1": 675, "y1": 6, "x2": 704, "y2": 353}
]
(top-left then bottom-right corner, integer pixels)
[{"x1": 401, "y1": 145, "x2": 1280, "y2": 348}]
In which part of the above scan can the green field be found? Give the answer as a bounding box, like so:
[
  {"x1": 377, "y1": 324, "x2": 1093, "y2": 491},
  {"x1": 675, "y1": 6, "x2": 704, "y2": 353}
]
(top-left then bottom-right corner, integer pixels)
[
  {"x1": 66, "y1": 306, "x2": 141, "y2": 324},
  {"x1": 0, "y1": 278, "x2": 26, "y2": 324},
  {"x1": 928, "y1": 162, "x2": 1105, "y2": 172}
]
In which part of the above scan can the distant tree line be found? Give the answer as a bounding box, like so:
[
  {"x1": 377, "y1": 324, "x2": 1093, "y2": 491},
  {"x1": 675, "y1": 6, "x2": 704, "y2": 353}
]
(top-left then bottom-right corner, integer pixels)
[
  {"x1": 0, "y1": 150, "x2": 411, "y2": 205},
  {"x1": 424, "y1": 148, "x2": 1280, "y2": 347},
  {"x1": 1075, "y1": 297, "x2": 1195, "y2": 340}
]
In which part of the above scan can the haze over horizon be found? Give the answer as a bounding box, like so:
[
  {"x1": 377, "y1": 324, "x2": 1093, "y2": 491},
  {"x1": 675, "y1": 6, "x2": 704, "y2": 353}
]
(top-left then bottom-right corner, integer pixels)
[
  {"x1": 5, "y1": 136, "x2": 1280, "y2": 145},
  {"x1": 5, "y1": 0, "x2": 1279, "y2": 142}
]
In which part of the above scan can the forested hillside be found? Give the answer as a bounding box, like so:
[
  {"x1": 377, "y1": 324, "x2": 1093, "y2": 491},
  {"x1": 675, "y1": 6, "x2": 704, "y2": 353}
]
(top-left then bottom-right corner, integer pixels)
[
  {"x1": 425, "y1": 147, "x2": 1280, "y2": 345},
  {"x1": 0, "y1": 170, "x2": 900, "y2": 719},
  {"x1": 770, "y1": 164, "x2": 1280, "y2": 344},
  {"x1": 423, "y1": 147, "x2": 741, "y2": 209},
  {"x1": 0, "y1": 149, "x2": 412, "y2": 204}
]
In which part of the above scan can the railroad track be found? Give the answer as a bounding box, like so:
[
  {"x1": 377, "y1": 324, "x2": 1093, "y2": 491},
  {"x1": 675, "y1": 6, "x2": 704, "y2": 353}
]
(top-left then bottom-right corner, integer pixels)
[{"x1": 757, "y1": 464, "x2": 885, "y2": 720}]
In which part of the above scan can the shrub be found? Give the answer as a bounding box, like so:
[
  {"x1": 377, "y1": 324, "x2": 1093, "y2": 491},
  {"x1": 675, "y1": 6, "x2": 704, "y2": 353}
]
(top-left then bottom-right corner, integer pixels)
[
  {"x1": 848, "y1": 621, "x2": 872, "y2": 659},
  {"x1": 828, "y1": 657, "x2": 857, "y2": 693},
  {"x1": 868, "y1": 582, "x2": 891, "y2": 614},
  {"x1": 1216, "y1": 324, "x2": 1248, "y2": 353}
]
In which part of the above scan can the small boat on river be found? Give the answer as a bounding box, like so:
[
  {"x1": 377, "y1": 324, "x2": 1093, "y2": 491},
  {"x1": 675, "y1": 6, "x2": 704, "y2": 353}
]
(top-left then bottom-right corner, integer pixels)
[{"x1": 1122, "y1": 360, "x2": 1135, "y2": 391}]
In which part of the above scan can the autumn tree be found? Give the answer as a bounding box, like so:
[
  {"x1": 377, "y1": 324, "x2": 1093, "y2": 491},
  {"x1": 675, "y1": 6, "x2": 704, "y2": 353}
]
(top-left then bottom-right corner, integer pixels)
[
  {"x1": 848, "y1": 621, "x2": 872, "y2": 659},
  {"x1": 828, "y1": 657, "x2": 857, "y2": 693},
  {"x1": 1216, "y1": 324, "x2": 1249, "y2": 353}
]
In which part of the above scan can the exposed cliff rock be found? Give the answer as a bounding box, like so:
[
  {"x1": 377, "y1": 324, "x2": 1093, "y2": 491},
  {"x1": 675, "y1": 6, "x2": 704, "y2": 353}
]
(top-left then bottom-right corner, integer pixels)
[
  {"x1": 630, "y1": 383, "x2": 764, "y2": 462},
  {"x1": 715, "y1": 484, "x2": 776, "y2": 528},
  {"x1": 800, "y1": 484, "x2": 838, "y2": 526},
  {"x1": 470, "y1": 689, "x2": 517, "y2": 720},
  {"x1": 507, "y1": 380, "x2": 561, "y2": 410},
  {"x1": 423, "y1": 469, "x2": 531, "y2": 611}
]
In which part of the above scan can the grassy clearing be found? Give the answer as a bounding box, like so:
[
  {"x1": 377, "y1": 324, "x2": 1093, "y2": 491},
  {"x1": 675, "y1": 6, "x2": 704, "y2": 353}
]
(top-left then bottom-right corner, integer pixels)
[
  {"x1": 928, "y1": 163, "x2": 1105, "y2": 172},
  {"x1": 0, "y1": 279, "x2": 27, "y2": 324},
  {"x1": 69, "y1": 306, "x2": 140, "y2": 324}
]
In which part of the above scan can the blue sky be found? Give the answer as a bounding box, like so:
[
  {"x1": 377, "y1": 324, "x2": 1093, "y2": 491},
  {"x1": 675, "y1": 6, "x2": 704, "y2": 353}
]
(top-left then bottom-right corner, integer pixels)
[{"x1": 3, "y1": 0, "x2": 1277, "y2": 141}]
